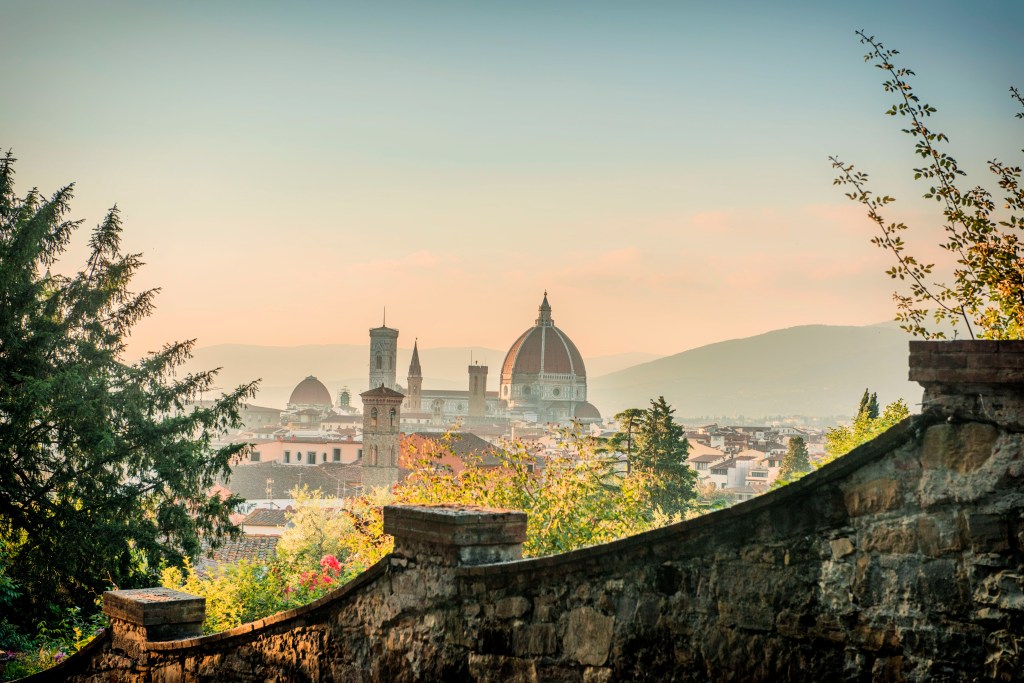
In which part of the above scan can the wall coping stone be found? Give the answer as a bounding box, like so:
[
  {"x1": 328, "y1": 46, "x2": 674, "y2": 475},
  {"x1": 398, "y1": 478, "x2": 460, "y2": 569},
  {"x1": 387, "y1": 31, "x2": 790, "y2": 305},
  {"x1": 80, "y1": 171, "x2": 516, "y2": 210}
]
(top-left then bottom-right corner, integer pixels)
[
  {"x1": 383, "y1": 504, "x2": 527, "y2": 548},
  {"x1": 102, "y1": 587, "x2": 204, "y2": 629},
  {"x1": 909, "y1": 340, "x2": 1024, "y2": 426}
]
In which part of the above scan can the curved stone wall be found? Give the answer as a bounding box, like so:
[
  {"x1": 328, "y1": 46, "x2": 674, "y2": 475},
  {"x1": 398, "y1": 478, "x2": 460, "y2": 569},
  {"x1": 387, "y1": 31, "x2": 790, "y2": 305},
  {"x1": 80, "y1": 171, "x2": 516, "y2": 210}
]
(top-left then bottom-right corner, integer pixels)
[{"x1": 24, "y1": 341, "x2": 1024, "y2": 681}]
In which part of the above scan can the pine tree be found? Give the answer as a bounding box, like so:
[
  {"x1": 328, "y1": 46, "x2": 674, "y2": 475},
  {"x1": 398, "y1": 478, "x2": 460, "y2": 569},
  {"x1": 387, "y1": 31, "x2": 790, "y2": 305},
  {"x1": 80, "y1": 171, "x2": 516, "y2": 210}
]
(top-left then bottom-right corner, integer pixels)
[
  {"x1": 0, "y1": 151, "x2": 257, "y2": 629},
  {"x1": 632, "y1": 397, "x2": 696, "y2": 516},
  {"x1": 778, "y1": 436, "x2": 811, "y2": 481},
  {"x1": 866, "y1": 392, "x2": 880, "y2": 420},
  {"x1": 856, "y1": 388, "x2": 871, "y2": 418}
]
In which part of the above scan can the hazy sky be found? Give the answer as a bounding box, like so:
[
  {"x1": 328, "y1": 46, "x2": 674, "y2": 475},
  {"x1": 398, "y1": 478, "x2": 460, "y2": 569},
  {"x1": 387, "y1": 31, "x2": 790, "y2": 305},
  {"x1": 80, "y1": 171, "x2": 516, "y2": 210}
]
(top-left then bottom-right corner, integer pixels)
[{"x1": 3, "y1": 1, "x2": 1022, "y2": 357}]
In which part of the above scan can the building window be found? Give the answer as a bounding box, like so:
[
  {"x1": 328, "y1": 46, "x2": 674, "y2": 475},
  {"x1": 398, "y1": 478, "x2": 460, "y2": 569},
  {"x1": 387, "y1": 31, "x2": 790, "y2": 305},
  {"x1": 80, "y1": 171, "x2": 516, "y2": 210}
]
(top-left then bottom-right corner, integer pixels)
[
  {"x1": 376, "y1": 353, "x2": 382, "y2": 370},
  {"x1": 284, "y1": 451, "x2": 290, "y2": 464},
  {"x1": 322, "y1": 452, "x2": 327, "y2": 463},
  {"x1": 333, "y1": 448, "x2": 341, "y2": 462},
  {"x1": 370, "y1": 445, "x2": 378, "y2": 465},
  {"x1": 307, "y1": 451, "x2": 316, "y2": 465},
  {"x1": 358, "y1": 448, "x2": 363, "y2": 459},
  {"x1": 389, "y1": 407, "x2": 396, "y2": 427},
  {"x1": 371, "y1": 407, "x2": 378, "y2": 428},
  {"x1": 553, "y1": 388, "x2": 560, "y2": 397},
  {"x1": 250, "y1": 451, "x2": 261, "y2": 462}
]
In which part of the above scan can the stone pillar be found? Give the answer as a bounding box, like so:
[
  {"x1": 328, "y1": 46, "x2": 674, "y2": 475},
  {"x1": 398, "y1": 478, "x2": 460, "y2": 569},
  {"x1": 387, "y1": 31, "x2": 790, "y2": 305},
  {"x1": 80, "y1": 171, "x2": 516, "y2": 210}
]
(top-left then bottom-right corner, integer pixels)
[
  {"x1": 102, "y1": 587, "x2": 205, "y2": 656},
  {"x1": 909, "y1": 340, "x2": 1024, "y2": 428},
  {"x1": 383, "y1": 504, "x2": 527, "y2": 567}
]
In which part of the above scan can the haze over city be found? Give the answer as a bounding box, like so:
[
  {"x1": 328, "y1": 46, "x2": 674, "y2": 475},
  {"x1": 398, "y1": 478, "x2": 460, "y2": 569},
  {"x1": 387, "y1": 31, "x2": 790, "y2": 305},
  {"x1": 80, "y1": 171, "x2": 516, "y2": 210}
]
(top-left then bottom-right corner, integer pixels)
[{"x1": 3, "y1": 0, "x2": 1022, "y2": 358}]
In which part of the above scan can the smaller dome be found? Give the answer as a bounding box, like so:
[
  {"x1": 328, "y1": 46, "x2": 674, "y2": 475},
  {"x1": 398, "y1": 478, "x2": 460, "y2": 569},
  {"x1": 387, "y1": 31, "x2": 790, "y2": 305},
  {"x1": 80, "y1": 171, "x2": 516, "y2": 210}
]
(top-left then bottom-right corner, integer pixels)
[
  {"x1": 574, "y1": 401, "x2": 602, "y2": 421},
  {"x1": 289, "y1": 376, "x2": 332, "y2": 406}
]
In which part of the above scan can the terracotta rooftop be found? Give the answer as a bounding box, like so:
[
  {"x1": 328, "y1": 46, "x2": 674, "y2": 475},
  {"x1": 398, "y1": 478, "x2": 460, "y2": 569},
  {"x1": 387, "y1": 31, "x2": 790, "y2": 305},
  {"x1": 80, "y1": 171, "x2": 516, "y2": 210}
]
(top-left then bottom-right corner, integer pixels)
[
  {"x1": 240, "y1": 508, "x2": 289, "y2": 527},
  {"x1": 194, "y1": 535, "x2": 279, "y2": 578},
  {"x1": 361, "y1": 386, "x2": 405, "y2": 399},
  {"x1": 221, "y1": 462, "x2": 363, "y2": 500}
]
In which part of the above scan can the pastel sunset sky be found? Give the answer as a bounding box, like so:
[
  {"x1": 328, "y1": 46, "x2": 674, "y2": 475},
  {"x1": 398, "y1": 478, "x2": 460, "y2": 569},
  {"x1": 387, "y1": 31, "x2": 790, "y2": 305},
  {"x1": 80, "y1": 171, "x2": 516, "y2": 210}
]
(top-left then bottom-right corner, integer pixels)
[{"x1": 3, "y1": 0, "x2": 1022, "y2": 357}]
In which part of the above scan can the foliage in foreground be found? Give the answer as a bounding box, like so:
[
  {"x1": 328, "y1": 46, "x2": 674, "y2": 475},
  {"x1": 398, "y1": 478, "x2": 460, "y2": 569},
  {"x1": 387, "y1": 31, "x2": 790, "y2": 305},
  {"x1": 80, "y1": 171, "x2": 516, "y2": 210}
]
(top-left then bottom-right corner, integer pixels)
[
  {"x1": 164, "y1": 414, "x2": 696, "y2": 633},
  {"x1": 0, "y1": 152, "x2": 255, "y2": 650},
  {"x1": 160, "y1": 487, "x2": 391, "y2": 634},
  {"x1": 832, "y1": 31, "x2": 1024, "y2": 340},
  {"x1": 396, "y1": 429, "x2": 672, "y2": 557}
]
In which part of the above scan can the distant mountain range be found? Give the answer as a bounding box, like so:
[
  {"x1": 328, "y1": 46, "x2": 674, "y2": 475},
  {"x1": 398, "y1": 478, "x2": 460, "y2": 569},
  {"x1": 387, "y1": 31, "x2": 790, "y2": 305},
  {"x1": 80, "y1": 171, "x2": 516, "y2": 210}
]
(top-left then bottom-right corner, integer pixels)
[
  {"x1": 587, "y1": 323, "x2": 920, "y2": 419},
  {"x1": 181, "y1": 344, "x2": 661, "y2": 410}
]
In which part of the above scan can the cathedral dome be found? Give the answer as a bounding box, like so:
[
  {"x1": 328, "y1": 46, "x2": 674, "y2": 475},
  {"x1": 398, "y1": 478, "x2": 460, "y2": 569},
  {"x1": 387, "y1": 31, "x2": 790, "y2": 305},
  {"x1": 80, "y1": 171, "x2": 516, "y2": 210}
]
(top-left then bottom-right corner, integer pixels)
[
  {"x1": 289, "y1": 376, "x2": 332, "y2": 407},
  {"x1": 501, "y1": 293, "x2": 586, "y2": 379}
]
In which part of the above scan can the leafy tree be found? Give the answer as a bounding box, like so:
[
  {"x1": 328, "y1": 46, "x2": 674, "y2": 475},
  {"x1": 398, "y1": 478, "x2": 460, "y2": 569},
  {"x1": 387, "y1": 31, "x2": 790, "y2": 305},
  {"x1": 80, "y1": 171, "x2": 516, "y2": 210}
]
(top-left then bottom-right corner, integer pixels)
[
  {"x1": 822, "y1": 397, "x2": 910, "y2": 466},
  {"x1": 604, "y1": 408, "x2": 644, "y2": 471},
  {"x1": 831, "y1": 31, "x2": 1024, "y2": 339},
  {"x1": 275, "y1": 486, "x2": 354, "y2": 572},
  {"x1": 0, "y1": 151, "x2": 257, "y2": 631},
  {"x1": 395, "y1": 429, "x2": 661, "y2": 557},
  {"x1": 777, "y1": 436, "x2": 811, "y2": 482},
  {"x1": 631, "y1": 397, "x2": 697, "y2": 516}
]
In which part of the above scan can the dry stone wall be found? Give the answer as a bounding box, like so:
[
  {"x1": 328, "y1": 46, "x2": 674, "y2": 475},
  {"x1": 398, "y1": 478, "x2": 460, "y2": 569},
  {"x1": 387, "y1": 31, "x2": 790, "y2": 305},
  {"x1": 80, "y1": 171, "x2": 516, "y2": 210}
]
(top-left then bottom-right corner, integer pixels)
[{"x1": 25, "y1": 341, "x2": 1024, "y2": 682}]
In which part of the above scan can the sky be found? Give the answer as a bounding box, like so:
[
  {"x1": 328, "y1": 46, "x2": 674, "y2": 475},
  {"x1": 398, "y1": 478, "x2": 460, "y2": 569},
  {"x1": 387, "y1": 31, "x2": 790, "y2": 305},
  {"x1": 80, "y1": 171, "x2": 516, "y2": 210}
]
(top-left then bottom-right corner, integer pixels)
[{"x1": 3, "y1": 0, "x2": 1022, "y2": 358}]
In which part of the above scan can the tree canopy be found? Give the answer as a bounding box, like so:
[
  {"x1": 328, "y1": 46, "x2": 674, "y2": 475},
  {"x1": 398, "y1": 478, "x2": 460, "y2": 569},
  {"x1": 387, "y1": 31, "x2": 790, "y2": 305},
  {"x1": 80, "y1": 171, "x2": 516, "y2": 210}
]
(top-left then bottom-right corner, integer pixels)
[
  {"x1": 777, "y1": 436, "x2": 811, "y2": 482},
  {"x1": 0, "y1": 151, "x2": 256, "y2": 629},
  {"x1": 832, "y1": 31, "x2": 1024, "y2": 339},
  {"x1": 822, "y1": 396, "x2": 910, "y2": 466},
  {"x1": 619, "y1": 397, "x2": 696, "y2": 516}
]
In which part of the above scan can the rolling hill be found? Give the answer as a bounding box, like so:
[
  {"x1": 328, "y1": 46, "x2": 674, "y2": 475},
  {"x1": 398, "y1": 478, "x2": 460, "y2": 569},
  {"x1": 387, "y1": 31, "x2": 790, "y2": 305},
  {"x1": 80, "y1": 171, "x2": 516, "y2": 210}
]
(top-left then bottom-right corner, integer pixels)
[{"x1": 588, "y1": 324, "x2": 920, "y2": 419}]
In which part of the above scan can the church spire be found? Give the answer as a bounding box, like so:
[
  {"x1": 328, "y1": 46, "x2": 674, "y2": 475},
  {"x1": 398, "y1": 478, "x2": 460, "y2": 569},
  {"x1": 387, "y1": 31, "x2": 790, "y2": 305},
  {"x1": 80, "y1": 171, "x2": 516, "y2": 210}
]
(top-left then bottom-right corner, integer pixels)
[
  {"x1": 408, "y1": 338, "x2": 422, "y2": 377},
  {"x1": 536, "y1": 290, "x2": 553, "y2": 326}
]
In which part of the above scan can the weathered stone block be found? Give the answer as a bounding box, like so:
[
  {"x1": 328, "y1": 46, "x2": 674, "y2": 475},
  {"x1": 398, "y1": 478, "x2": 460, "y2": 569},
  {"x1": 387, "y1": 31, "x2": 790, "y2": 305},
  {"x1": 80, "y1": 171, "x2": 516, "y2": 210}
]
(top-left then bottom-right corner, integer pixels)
[
  {"x1": 920, "y1": 423, "x2": 997, "y2": 473},
  {"x1": 563, "y1": 607, "x2": 614, "y2": 666},
  {"x1": 844, "y1": 478, "x2": 902, "y2": 517},
  {"x1": 512, "y1": 622, "x2": 557, "y2": 656},
  {"x1": 829, "y1": 536, "x2": 855, "y2": 559},
  {"x1": 495, "y1": 596, "x2": 530, "y2": 619}
]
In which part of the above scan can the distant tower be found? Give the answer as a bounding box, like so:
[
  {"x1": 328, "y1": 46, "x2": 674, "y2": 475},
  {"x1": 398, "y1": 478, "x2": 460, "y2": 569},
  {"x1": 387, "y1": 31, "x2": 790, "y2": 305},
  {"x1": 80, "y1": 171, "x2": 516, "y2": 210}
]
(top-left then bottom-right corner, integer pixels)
[
  {"x1": 407, "y1": 339, "x2": 423, "y2": 413},
  {"x1": 468, "y1": 363, "x2": 488, "y2": 420},
  {"x1": 337, "y1": 387, "x2": 351, "y2": 410},
  {"x1": 368, "y1": 312, "x2": 399, "y2": 391},
  {"x1": 360, "y1": 386, "x2": 405, "y2": 490}
]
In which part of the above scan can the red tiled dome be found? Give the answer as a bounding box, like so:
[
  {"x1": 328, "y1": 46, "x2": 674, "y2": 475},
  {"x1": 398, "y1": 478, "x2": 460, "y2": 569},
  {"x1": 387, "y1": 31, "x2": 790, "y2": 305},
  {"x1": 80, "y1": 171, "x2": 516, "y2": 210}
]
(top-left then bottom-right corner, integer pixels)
[
  {"x1": 289, "y1": 376, "x2": 332, "y2": 406},
  {"x1": 501, "y1": 294, "x2": 586, "y2": 379}
]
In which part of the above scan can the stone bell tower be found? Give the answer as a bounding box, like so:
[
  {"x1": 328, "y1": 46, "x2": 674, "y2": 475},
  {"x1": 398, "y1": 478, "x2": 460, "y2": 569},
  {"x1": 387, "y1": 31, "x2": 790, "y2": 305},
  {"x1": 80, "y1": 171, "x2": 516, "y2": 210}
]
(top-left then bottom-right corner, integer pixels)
[
  {"x1": 360, "y1": 386, "x2": 405, "y2": 490},
  {"x1": 468, "y1": 363, "x2": 488, "y2": 420},
  {"x1": 369, "y1": 310, "x2": 399, "y2": 391}
]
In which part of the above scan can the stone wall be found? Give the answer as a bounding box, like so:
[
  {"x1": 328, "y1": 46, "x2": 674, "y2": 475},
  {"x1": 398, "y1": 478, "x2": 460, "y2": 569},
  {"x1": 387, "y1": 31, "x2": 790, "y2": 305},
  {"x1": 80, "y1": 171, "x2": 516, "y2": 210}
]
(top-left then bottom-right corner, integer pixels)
[{"x1": 26, "y1": 341, "x2": 1024, "y2": 681}]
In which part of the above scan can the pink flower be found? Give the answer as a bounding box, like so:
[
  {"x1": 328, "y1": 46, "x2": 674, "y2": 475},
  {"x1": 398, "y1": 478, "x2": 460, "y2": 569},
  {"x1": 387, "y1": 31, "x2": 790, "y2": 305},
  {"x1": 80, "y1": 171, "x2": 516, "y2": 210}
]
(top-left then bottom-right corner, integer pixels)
[{"x1": 320, "y1": 554, "x2": 341, "y2": 573}]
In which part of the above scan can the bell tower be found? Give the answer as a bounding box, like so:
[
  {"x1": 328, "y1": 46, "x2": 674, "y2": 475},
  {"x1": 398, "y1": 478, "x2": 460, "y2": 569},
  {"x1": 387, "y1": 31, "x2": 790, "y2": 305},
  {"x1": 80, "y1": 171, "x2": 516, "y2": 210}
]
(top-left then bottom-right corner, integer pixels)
[
  {"x1": 360, "y1": 386, "x2": 405, "y2": 490},
  {"x1": 468, "y1": 363, "x2": 488, "y2": 420},
  {"x1": 368, "y1": 310, "x2": 399, "y2": 391},
  {"x1": 407, "y1": 339, "x2": 423, "y2": 412}
]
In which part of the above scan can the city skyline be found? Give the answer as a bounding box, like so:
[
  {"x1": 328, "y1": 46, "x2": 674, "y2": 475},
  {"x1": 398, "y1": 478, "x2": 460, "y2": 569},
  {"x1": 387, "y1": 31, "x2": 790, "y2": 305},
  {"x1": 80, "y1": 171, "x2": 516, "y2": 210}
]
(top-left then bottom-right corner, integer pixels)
[{"x1": 3, "y1": 1, "x2": 1022, "y2": 358}]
